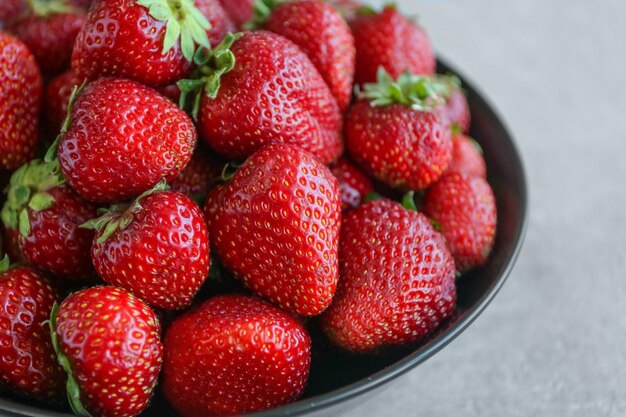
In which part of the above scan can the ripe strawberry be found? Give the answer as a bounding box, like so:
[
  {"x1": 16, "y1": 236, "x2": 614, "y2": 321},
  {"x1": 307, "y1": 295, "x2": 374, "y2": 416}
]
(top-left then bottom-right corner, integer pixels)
[
  {"x1": 51, "y1": 286, "x2": 162, "y2": 417},
  {"x1": 423, "y1": 173, "x2": 496, "y2": 272},
  {"x1": 445, "y1": 133, "x2": 486, "y2": 178},
  {"x1": 256, "y1": 0, "x2": 356, "y2": 110},
  {"x1": 162, "y1": 294, "x2": 311, "y2": 417},
  {"x1": 83, "y1": 181, "x2": 210, "y2": 310},
  {"x1": 43, "y1": 70, "x2": 81, "y2": 135},
  {"x1": 346, "y1": 69, "x2": 452, "y2": 191},
  {"x1": 169, "y1": 146, "x2": 222, "y2": 202},
  {"x1": 156, "y1": 83, "x2": 182, "y2": 103},
  {"x1": 329, "y1": 157, "x2": 373, "y2": 210},
  {"x1": 321, "y1": 199, "x2": 457, "y2": 351},
  {"x1": 351, "y1": 5, "x2": 435, "y2": 85},
  {"x1": 218, "y1": 0, "x2": 254, "y2": 29},
  {"x1": 205, "y1": 144, "x2": 341, "y2": 316},
  {"x1": 8, "y1": 0, "x2": 86, "y2": 77},
  {"x1": 434, "y1": 74, "x2": 471, "y2": 133},
  {"x1": 72, "y1": 0, "x2": 233, "y2": 87},
  {"x1": 0, "y1": 32, "x2": 42, "y2": 171},
  {"x1": 181, "y1": 31, "x2": 343, "y2": 164},
  {"x1": 57, "y1": 77, "x2": 196, "y2": 203},
  {"x1": 0, "y1": 257, "x2": 65, "y2": 400},
  {"x1": 1, "y1": 159, "x2": 98, "y2": 281}
]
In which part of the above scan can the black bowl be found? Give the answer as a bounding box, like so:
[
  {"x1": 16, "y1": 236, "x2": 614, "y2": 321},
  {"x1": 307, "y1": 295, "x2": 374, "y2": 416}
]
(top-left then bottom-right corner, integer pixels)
[{"x1": 0, "y1": 59, "x2": 528, "y2": 417}]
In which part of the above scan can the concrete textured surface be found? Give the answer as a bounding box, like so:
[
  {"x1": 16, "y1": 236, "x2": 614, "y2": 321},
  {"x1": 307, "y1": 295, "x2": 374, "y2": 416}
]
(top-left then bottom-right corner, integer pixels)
[{"x1": 346, "y1": 1, "x2": 626, "y2": 416}]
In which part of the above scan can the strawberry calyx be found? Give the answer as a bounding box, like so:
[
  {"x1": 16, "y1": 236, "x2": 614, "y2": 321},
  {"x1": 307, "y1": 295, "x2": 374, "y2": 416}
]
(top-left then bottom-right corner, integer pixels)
[
  {"x1": 49, "y1": 302, "x2": 93, "y2": 417},
  {"x1": 178, "y1": 32, "x2": 243, "y2": 119},
  {"x1": 0, "y1": 255, "x2": 10, "y2": 274},
  {"x1": 26, "y1": 0, "x2": 82, "y2": 17},
  {"x1": 136, "y1": 0, "x2": 212, "y2": 62},
  {"x1": 81, "y1": 179, "x2": 170, "y2": 244},
  {"x1": 401, "y1": 191, "x2": 418, "y2": 211},
  {"x1": 432, "y1": 73, "x2": 463, "y2": 100},
  {"x1": 359, "y1": 68, "x2": 447, "y2": 111},
  {"x1": 243, "y1": 0, "x2": 285, "y2": 30}
]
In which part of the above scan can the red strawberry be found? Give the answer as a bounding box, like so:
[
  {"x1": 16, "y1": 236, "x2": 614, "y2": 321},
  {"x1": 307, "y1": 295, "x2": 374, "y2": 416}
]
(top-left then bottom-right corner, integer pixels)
[
  {"x1": 321, "y1": 198, "x2": 457, "y2": 351},
  {"x1": 0, "y1": 32, "x2": 42, "y2": 171},
  {"x1": 435, "y1": 74, "x2": 471, "y2": 133},
  {"x1": 258, "y1": 0, "x2": 356, "y2": 111},
  {"x1": 1, "y1": 159, "x2": 98, "y2": 281},
  {"x1": 58, "y1": 77, "x2": 196, "y2": 203},
  {"x1": 423, "y1": 173, "x2": 496, "y2": 271},
  {"x1": 162, "y1": 294, "x2": 311, "y2": 417},
  {"x1": 218, "y1": 0, "x2": 254, "y2": 29},
  {"x1": 8, "y1": 1, "x2": 86, "y2": 77},
  {"x1": 83, "y1": 182, "x2": 210, "y2": 310},
  {"x1": 445, "y1": 133, "x2": 486, "y2": 178},
  {"x1": 156, "y1": 83, "x2": 182, "y2": 103},
  {"x1": 43, "y1": 70, "x2": 82, "y2": 135},
  {"x1": 205, "y1": 144, "x2": 341, "y2": 316},
  {"x1": 169, "y1": 146, "x2": 223, "y2": 202},
  {"x1": 346, "y1": 69, "x2": 452, "y2": 191},
  {"x1": 329, "y1": 157, "x2": 373, "y2": 210},
  {"x1": 0, "y1": 257, "x2": 65, "y2": 400},
  {"x1": 72, "y1": 0, "x2": 233, "y2": 87},
  {"x1": 182, "y1": 31, "x2": 343, "y2": 164},
  {"x1": 51, "y1": 286, "x2": 163, "y2": 417},
  {"x1": 351, "y1": 5, "x2": 435, "y2": 85}
]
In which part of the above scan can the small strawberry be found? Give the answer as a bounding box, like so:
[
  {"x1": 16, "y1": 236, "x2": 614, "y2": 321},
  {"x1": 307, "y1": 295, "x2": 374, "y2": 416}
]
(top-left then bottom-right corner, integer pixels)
[
  {"x1": 423, "y1": 173, "x2": 496, "y2": 272},
  {"x1": 345, "y1": 69, "x2": 452, "y2": 191},
  {"x1": 351, "y1": 5, "x2": 435, "y2": 85},
  {"x1": 72, "y1": 0, "x2": 233, "y2": 87},
  {"x1": 218, "y1": 0, "x2": 254, "y2": 29},
  {"x1": 179, "y1": 31, "x2": 343, "y2": 164},
  {"x1": 0, "y1": 256, "x2": 65, "y2": 400},
  {"x1": 169, "y1": 146, "x2": 223, "y2": 203},
  {"x1": 0, "y1": 32, "x2": 42, "y2": 171},
  {"x1": 1, "y1": 159, "x2": 98, "y2": 281},
  {"x1": 57, "y1": 77, "x2": 196, "y2": 203},
  {"x1": 162, "y1": 294, "x2": 311, "y2": 417},
  {"x1": 321, "y1": 198, "x2": 457, "y2": 351},
  {"x1": 205, "y1": 144, "x2": 341, "y2": 316},
  {"x1": 8, "y1": 0, "x2": 86, "y2": 77},
  {"x1": 43, "y1": 70, "x2": 82, "y2": 135},
  {"x1": 252, "y1": 0, "x2": 356, "y2": 110},
  {"x1": 445, "y1": 132, "x2": 486, "y2": 178},
  {"x1": 329, "y1": 157, "x2": 373, "y2": 210},
  {"x1": 435, "y1": 74, "x2": 471, "y2": 133},
  {"x1": 51, "y1": 286, "x2": 163, "y2": 417},
  {"x1": 82, "y1": 181, "x2": 210, "y2": 310}
]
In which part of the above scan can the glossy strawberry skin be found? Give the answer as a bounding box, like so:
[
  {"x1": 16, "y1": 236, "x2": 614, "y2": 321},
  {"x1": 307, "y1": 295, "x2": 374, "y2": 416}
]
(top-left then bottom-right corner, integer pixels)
[
  {"x1": 0, "y1": 267, "x2": 65, "y2": 399},
  {"x1": 19, "y1": 186, "x2": 98, "y2": 281},
  {"x1": 218, "y1": 0, "x2": 254, "y2": 29},
  {"x1": 0, "y1": 32, "x2": 42, "y2": 171},
  {"x1": 351, "y1": 6, "x2": 435, "y2": 85},
  {"x1": 445, "y1": 89, "x2": 471, "y2": 133},
  {"x1": 91, "y1": 191, "x2": 210, "y2": 310},
  {"x1": 205, "y1": 144, "x2": 341, "y2": 316},
  {"x1": 8, "y1": 11, "x2": 85, "y2": 77},
  {"x1": 169, "y1": 147, "x2": 222, "y2": 202},
  {"x1": 58, "y1": 77, "x2": 196, "y2": 203},
  {"x1": 346, "y1": 99, "x2": 452, "y2": 191},
  {"x1": 44, "y1": 70, "x2": 82, "y2": 135},
  {"x1": 321, "y1": 199, "x2": 457, "y2": 351},
  {"x1": 445, "y1": 133, "x2": 486, "y2": 178},
  {"x1": 265, "y1": 0, "x2": 356, "y2": 111},
  {"x1": 423, "y1": 173, "x2": 497, "y2": 271},
  {"x1": 162, "y1": 294, "x2": 311, "y2": 417},
  {"x1": 54, "y1": 286, "x2": 162, "y2": 417},
  {"x1": 198, "y1": 31, "x2": 343, "y2": 164},
  {"x1": 329, "y1": 157, "x2": 373, "y2": 210}
]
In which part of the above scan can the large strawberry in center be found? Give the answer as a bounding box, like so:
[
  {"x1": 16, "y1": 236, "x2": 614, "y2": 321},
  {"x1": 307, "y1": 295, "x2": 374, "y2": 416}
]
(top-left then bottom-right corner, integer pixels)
[{"x1": 205, "y1": 144, "x2": 341, "y2": 316}]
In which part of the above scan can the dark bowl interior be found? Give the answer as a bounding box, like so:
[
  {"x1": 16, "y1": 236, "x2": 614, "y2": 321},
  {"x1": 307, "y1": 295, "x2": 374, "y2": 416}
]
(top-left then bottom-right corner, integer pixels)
[{"x1": 0, "y1": 59, "x2": 528, "y2": 417}]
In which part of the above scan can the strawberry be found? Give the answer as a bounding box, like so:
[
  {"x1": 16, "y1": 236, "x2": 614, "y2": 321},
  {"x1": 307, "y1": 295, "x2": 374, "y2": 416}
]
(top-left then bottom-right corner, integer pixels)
[
  {"x1": 218, "y1": 0, "x2": 254, "y2": 29},
  {"x1": 435, "y1": 74, "x2": 471, "y2": 133},
  {"x1": 254, "y1": 0, "x2": 356, "y2": 111},
  {"x1": 345, "y1": 69, "x2": 452, "y2": 191},
  {"x1": 0, "y1": 32, "x2": 42, "y2": 171},
  {"x1": 8, "y1": 0, "x2": 86, "y2": 77},
  {"x1": 321, "y1": 198, "x2": 457, "y2": 351},
  {"x1": 180, "y1": 31, "x2": 343, "y2": 164},
  {"x1": 423, "y1": 173, "x2": 496, "y2": 272},
  {"x1": 51, "y1": 286, "x2": 163, "y2": 417},
  {"x1": 82, "y1": 181, "x2": 210, "y2": 310},
  {"x1": 57, "y1": 77, "x2": 196, "y2": 203},
  {"x1": 204, "y1": 144, "x2": 341, "y2": 316},
  {"x1": 43, "y1": 70, "x2": 82, "y2": 135},
  {"x1": 351, "y1": 5, "x2": 435, "y2": 85},
  {"x1": 169, "y1": 146, "x2": 222, "y2": 202},
  {"x1": 329, "y1": 157, "x2": 373, "y2": 210},
  {"x1": 162, "y1": 294, "x2": 311, "y2": 417},
  {"x1": 156, "y1": 83, "x2": 182, "y2": 103},
  {"x1": 445, "y1": 132, "x2": 486, "y2": 178},
  {"x1": 72, "y1": 0, "x2": 233, "y2": 87},
  {"x1": 1, "y1": 159, "x2": 98, "y2": 281},
  {"x1": 0, "y1": 257, "x2": 65, "y2": 400}
]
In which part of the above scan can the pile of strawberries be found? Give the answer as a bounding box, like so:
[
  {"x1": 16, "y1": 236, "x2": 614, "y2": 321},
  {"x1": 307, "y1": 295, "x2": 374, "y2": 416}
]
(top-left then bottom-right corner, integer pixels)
[{"x1": 0, "y1": 0, "x2": 497, "y2": 416}]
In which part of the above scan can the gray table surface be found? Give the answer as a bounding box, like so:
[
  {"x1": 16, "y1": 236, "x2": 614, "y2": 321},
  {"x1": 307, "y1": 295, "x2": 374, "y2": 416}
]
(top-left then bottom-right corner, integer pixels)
[{"x1": 344, "y1": 1, "x2": 626, "y2": 416}]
